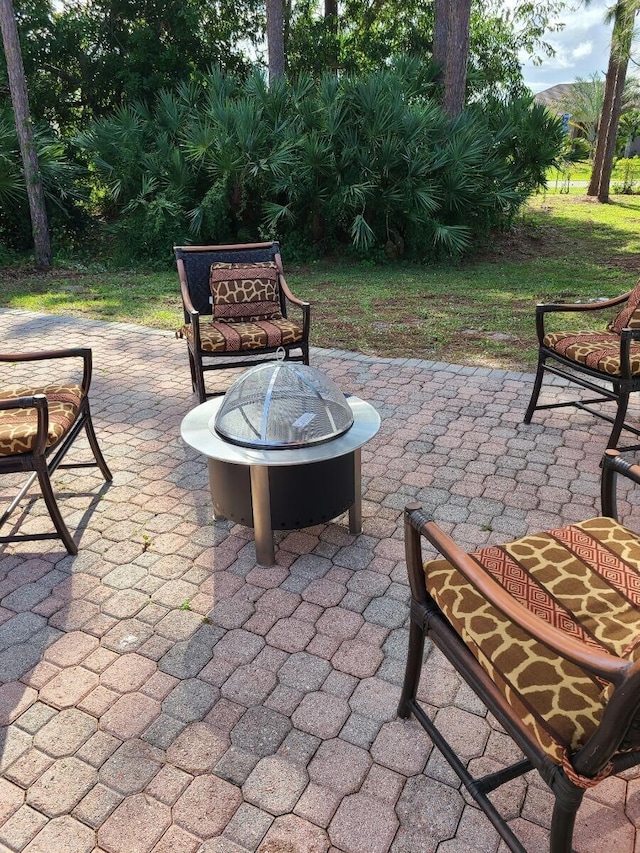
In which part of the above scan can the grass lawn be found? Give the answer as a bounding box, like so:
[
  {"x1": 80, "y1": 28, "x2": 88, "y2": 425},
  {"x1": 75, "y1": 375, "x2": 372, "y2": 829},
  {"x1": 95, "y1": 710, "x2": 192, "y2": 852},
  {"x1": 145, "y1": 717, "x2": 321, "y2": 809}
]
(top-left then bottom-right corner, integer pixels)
[{"x1": 1, "y1": 192, "x2": 640, "y2": 373}]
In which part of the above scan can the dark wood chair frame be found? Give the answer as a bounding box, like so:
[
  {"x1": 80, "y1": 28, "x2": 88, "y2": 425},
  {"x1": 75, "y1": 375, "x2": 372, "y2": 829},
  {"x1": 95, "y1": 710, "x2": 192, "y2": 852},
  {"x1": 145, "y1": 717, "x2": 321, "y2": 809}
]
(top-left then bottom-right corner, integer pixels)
[
  {"x1": 399, "y1": 449, "x2": 640, "y2": 853},
  {"x1": 524, "y1": 292, "x2": 640, "y2": 451},
  {"x1": 0, "y1": 348, "x2": 112, "y2": 555},
  {"x1": 175, "y1": 241, "x2": 311, "y2": 403}
]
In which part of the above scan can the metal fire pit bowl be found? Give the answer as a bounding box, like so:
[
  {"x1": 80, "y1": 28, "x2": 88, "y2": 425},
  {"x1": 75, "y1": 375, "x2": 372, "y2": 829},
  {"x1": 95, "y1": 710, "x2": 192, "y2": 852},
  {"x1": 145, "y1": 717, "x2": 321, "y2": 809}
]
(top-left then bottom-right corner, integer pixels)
[
  {"x1": 214, "y1": 362, "x2": 354, "y2": 450},
  {"x1": 180, "y1": 364, "x2": 380, "y2": 566}
]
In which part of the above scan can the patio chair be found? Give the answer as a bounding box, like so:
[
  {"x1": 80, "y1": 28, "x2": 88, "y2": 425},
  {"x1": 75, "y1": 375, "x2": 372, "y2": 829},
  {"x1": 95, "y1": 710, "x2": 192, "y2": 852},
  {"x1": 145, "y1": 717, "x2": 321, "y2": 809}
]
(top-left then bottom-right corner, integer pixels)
[
  {"x1": 399, "y1": 448, "x2": 640, "y2": 853},
  {"x1": 524, "y1": 281, "x2": 640, "y2": 450},
  {"x1": 175, "y1": 242, "x2": 311, "y2": 402},
  {"x1": 0, "y1": 348, "x2": 112, "y2": 555}
]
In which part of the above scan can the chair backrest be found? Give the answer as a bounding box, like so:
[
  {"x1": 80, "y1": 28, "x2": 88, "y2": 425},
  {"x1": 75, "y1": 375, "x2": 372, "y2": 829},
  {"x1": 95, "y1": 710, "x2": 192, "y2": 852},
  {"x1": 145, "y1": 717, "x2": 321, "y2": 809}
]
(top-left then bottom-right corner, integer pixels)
[{"x1": 174, "y1": 242, "x2": 282, "y2": 321}]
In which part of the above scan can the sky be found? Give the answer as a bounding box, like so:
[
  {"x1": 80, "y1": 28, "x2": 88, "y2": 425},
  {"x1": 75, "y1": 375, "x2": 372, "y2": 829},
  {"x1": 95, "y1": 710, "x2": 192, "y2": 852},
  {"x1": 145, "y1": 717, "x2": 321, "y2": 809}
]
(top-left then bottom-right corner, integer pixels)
[{"x1": 518, "y1": 1, "x2": 617, "y2": 93}]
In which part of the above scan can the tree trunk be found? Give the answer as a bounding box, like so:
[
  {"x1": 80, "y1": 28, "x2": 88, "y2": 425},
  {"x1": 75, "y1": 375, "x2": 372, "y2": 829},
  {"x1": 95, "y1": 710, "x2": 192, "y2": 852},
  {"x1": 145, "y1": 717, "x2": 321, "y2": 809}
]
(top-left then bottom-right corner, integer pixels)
[
  {"x1": 324, "y1": 0, "x2": 338, "y2": 70},
  {"x1": 324, "y1": 0, "x2": 338, "y2": 25},
  {"x1": 0, "y1": 0, "x2": 51, "y2": 269},
  {"x1": 433, "y1": 0, "x2": 471, "y2": 118},
  {"x1": 432, "y1": 0, "x2": 448, "y2": 72},
  {"x1": 587, "y1": 1, "x2": 636, "y2": 202},
  {"x1": 266, "y1": 0, "x2": 285, "y2": 85}
]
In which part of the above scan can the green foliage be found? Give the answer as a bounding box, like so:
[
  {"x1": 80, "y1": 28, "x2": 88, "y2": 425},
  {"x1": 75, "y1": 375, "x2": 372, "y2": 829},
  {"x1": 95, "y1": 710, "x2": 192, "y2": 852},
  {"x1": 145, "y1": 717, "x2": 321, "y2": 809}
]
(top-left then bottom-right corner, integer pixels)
[
  {"x1": 4, "y1": 0, "x2": 263, "y2": 133},
  {"x1": 4, "y1": 0, "x2": 573, "y2": 136},
  {"x1": 286, "y1": 0, "x2": 567, "y2": 100},
  {"x1": 611, "y1": 157, "x2": 640, "y2": 194},
  {"x1": 76, "y1": 66, "x2": 563, "y2": 263},
  {"x1": 0, "y1": 106, "x2": 86, "y2": 252}
]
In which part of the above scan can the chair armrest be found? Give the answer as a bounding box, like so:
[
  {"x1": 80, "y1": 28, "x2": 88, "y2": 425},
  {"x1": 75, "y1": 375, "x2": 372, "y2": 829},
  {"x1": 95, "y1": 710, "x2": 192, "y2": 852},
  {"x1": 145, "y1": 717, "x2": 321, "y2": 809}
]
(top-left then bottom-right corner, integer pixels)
[
  {"x1": 176, "y1": 258, "x2": 199, "y2": 318},
  {"x1": 536, "y1": 294, "x2": 631, "y2": 314},
  {"x1": 601, "y1": 449, "x2": 640, "y2": 518},
  {"x1": 279, "y1": 273, "x2": 310, "y2": 309},
  {"x1": 181, "y1": 281, "x2": 199, "y2": 317},
  {"x1": 278, "y1": 272, "x2": 311, "y2": 337},
  {"x1": 0, "y1": 349, "x2": 92, "y2": 398},
  {"x1": 0, "y1": 393, "x2": 49, "y2": 455},
  {"x1": 536, "y1": 291, "x2": 631, "y2": 346},
  {"x1": 404, "y1": 504, "x2": 630, "y2": 686},
  {"x1": 534, "y1": 295, "x2": 631, "y2": 346}
]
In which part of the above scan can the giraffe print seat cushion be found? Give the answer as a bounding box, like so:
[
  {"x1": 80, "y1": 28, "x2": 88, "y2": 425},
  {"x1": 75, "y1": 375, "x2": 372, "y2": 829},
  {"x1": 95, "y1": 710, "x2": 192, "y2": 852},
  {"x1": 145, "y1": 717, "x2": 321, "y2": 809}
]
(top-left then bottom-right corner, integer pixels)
[
  {"x1": 209, "y1": 262, "x2": 283, "y2": 323},
  {"x1": 0, "y1": 383, "x2": 82, "y2": 456},
  {"x1": 543, "y1": 330, "x2": 640, "y2": 376},
  {"x1": 424, "y1": 516, "x2": 640, "y2": 765},
  {"x1": 181, "y1": 318, "x2": 304, "y2": 353}
]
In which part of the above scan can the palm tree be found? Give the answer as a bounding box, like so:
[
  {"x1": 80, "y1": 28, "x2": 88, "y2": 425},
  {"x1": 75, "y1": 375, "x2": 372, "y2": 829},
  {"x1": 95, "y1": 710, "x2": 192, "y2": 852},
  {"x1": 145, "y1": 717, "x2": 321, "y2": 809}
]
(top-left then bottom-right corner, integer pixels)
[
  {"x1": 266, "y1": 0, "x2": 285, "y2": 85},
  {"x1": 0, "y1": 0, "x2": 51, "y2": 268},
  {"x1": 433, "y1": 0, "x2": 472, "y2": 118},
  {"x1": 557, "y1": 74, "x2": 605, "y2": 158},
  {"x1": 587, "y1": 0, "x2": 640, "y2": 202}
]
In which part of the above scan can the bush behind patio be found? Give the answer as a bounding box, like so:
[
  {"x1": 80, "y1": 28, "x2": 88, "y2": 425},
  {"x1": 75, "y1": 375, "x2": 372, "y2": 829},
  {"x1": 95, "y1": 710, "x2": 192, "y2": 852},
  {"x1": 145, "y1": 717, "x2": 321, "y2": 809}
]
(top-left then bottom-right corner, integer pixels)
[{"x1": 69, "y1": 61, "x2": 563, "y2": 266}]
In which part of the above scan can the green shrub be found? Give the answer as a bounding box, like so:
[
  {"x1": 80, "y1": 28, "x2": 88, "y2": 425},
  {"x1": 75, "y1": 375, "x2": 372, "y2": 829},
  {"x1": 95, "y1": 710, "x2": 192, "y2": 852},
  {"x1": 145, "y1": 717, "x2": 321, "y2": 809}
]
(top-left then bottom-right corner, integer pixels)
[
  {"x1": 78, "y1": 65, "x2": 564, "y2": 262},
  {"x1": 612, "y1": 156, "x2": 640, "y2": 194},
  {"x1": 0, "y1": 107, "x2": 88, "y2": 255}
]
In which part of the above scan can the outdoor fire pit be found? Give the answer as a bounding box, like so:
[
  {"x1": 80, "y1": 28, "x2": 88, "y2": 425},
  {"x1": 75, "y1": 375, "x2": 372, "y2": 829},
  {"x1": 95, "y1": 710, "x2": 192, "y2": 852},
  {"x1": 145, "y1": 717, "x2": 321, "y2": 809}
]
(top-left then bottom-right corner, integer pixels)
[{"x1": 180, "y1": 362, "x2": 380, "y2": 565}]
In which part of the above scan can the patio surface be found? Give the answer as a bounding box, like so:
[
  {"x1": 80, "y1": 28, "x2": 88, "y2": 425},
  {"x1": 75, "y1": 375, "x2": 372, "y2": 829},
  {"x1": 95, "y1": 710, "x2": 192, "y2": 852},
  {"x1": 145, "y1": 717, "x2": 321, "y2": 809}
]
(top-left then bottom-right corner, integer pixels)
[{"x1": 1, "y1": 307, "x2": 640, "y2": 853}]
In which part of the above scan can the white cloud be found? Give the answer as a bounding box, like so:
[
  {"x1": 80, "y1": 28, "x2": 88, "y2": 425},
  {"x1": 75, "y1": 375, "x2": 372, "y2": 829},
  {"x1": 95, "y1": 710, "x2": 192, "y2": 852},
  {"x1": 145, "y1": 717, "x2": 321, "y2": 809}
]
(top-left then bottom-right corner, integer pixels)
[
  {"x1": 520, "y1": 2, "x2": 614, "y2": 91},
  {"x1": 572, "y1": 41, "x2": 594, "y2": 60}
]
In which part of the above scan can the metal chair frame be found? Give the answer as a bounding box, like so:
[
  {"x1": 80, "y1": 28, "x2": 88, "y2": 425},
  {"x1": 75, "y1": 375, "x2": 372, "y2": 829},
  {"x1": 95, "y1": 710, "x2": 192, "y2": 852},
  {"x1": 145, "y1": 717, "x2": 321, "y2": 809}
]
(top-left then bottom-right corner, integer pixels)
[
  {"x1": 399, "y1": 450, "x2": 640, "y2": 853},
  {"x1": 175, "y1": 241, "x2": 311, "y2": 403},
  {"x1": 0, "y1": 348, "x2": 112, "y2": 555},
  {"x1": 524, "y1": 293, "x2": 640, "y2": 451}
]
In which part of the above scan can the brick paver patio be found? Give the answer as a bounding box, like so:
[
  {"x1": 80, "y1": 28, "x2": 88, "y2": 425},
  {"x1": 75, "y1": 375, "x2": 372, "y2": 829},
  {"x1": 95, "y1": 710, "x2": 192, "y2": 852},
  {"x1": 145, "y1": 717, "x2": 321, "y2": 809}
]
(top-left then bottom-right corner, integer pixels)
[{"x1": 1, "y1": 307, "x2": 640, "y2": 853}]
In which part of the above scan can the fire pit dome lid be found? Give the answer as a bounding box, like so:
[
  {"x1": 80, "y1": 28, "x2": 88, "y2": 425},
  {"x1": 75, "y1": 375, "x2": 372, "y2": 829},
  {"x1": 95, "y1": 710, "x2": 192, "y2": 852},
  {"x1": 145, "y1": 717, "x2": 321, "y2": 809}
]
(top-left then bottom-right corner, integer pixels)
[{"x1": 213, "y1": 362, "x2": 354, "y2": 449}]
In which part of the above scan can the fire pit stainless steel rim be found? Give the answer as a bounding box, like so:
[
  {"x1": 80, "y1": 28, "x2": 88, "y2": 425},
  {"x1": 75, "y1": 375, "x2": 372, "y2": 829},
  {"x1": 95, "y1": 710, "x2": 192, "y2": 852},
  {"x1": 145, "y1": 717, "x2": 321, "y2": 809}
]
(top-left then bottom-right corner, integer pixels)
[{"x1": 180, "y1": 393, "x2": 380, "y2": 566}]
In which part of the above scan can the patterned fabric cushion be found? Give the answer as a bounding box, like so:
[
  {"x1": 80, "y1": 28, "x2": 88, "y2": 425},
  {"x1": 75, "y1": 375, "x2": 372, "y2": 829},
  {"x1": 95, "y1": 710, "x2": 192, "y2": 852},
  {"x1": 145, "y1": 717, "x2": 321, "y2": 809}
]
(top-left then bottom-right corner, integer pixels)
[
  {"x1": 609, "y1": 279, "x2": 640, "y2": 334},
  {"x1": 544, "y1": 330, "x2": 640, "y2": 377},
  {"x1": 209, "y1": 262, "x2": 282, "y2": 323},
  {"x1": 425, "y1": 516, "x2": 640, "y2": 765},
  {"x1": 181, "y1": 318, "x2": 304, "y2": 353},
  {"x1": 0, "y1": 383, "x2": 82, "y2": 456}
]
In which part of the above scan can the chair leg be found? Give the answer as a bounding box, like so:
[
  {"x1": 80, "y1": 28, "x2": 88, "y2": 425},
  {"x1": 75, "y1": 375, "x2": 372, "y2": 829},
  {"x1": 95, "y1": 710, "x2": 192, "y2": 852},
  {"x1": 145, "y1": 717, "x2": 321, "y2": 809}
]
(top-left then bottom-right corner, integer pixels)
[
  {"x1": 549, "y1": 778, "x2": 584, "y2": 853},
  {"x1": 36, "y1": 463, "x2": 77, "y2": 555},
  {"x1": 524, "y1": 353, "x2": 547, "y2": 424},
  {"x1": 83, "y1": 409, "x2": 113, "y2": 482},
  {"x1": 398, "y1": 617, "x2": 426, "y2": 718},
  {"x1": 607, "y1": 389, "x2": 630, "y2": 449},
  {"x1": 187, "y1": 347, "x2": 198, "y2": 392},
  {"x1": 194, "y1": 353, "x2": 207, "y2": 404}
]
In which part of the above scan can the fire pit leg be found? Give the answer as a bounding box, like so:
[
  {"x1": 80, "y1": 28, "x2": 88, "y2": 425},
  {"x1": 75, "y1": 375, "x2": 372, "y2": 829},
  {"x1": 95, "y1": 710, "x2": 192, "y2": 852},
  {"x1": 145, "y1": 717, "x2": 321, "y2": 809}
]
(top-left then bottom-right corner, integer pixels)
[
  {"x1": 349, "y1": 449, "x2": 362, "y2": 534},
  {"x1": 250, "y1": 465, "x2": 275, "y2": 566},
  {"x1": 207, "y1": 460, "x2": 226, "y2": 520}
]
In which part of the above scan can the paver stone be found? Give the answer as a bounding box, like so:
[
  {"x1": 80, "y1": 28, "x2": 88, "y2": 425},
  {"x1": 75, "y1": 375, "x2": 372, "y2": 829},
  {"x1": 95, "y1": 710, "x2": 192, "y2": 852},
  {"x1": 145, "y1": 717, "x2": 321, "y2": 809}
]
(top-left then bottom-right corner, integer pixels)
[
  {"x1": 243, "y1": 756, "x2": 308, "y2": 815},
  {"x1": 257, "y1": 814, "x2": 330, "y2": 853},
  {"x1": 98, "y1": 793, "x2": 171, "y2": 853},
  {"x1": 174, "y1": 774, "x2": 243, "y2": 838},
  {"x1": 22, "y1": 815, "x2": 95, "y2": 853},
  {"x1": 26, "y1": 756, "x2": 97, "y2": 816},
  {"x1": 0, "y1": 682, "x2": 37, "y2": 725},
  {"x1": 329, "y1": 793, "x2": 399, "y2": 853}
]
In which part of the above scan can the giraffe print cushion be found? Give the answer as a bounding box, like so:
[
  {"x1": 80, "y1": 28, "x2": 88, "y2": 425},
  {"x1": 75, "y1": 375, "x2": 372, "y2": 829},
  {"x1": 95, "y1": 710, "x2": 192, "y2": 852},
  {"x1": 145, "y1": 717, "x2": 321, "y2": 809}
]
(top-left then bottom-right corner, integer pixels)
[
  {"x1": 425, "y1": 516, "x2": 640, "y2": 765},
  {"x1": 0, "y1": 383, "x2": 82, "y2": 456},
  {"x1": 609, "y1": 279, "x2": 640, "y2": 334},
  {"x1": 209, "y1": 262, "x2": 282, "y2": 323},
  {"x1": 181, "y1": 318, "x2": 304, "y2": 353},
  {"x1": 543, "y1": 331, "x2": 640, "y2": 376}
]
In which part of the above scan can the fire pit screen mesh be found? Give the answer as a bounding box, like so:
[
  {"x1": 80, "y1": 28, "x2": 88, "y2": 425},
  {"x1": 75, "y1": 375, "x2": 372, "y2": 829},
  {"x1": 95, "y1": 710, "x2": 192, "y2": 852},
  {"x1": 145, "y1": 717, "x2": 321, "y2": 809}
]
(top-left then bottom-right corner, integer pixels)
[{"x1": 213, "y1": 362, "x2": 354, "y2": 450}]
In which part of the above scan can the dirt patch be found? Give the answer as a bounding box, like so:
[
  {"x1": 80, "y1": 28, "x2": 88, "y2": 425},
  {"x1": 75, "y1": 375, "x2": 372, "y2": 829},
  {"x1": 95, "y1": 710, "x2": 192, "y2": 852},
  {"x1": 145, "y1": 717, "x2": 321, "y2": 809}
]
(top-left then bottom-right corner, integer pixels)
[
  {"x1": 602, "y1": 253, "x2": 640, "y2": 272},
  {"x1": 473, "y1": 222, "x2": 571, "y2": 264}
]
